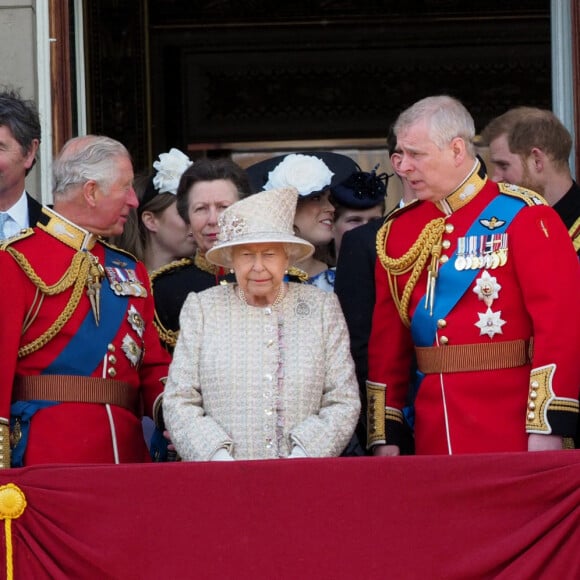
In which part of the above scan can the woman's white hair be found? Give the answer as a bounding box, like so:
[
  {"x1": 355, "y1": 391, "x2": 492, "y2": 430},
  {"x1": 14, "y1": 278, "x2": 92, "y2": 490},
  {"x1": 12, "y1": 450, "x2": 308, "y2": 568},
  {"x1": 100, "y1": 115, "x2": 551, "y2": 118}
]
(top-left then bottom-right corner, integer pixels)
[
  {"x1": 394, "y1": 95, "x2": 476, "y2": 156},
  {"x1": 224, "y1": 242, "x2": 301, "y2": 266}
]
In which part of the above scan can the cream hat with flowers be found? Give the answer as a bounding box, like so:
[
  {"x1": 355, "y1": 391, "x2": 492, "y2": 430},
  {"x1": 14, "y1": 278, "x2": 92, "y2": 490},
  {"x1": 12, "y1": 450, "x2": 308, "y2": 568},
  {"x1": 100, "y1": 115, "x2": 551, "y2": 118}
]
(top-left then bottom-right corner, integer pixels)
[{"x1": 205, "y1": 187, "x2": 314, "y2": 269}]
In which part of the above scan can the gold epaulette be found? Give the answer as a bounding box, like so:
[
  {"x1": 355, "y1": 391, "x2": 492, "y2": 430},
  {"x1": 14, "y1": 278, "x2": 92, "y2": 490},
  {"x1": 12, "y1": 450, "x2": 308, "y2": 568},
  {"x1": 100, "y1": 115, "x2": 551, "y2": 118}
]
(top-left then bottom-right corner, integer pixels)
[
  {"x1": 101, "y1": 238, "x2": 139, "y2": 262},
  {"x1": 287, "y1": 266, "x2": 308, "y2": 283},
  {"x1": 383, "y1": 199, "x2": 421, "y2": 223},
  {"x1": 498, "y1": 183, "x2": 548, "y2": 206},
  {"x1": 150, "y1": 257, "x2": 193, "y2": 283},
  {"x1": 0, "y1": 227, "x2": 35, "y2": 250}
]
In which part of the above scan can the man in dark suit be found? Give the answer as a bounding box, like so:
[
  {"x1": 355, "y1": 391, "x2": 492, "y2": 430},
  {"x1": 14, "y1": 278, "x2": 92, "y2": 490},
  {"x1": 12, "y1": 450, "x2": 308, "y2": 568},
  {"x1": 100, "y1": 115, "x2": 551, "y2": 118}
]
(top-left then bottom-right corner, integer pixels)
[
  {"x1": 334, "y1": 129, "x2": 416, "y2": 453},
  {"x1": 0, "y1": 88, "x2": 42, "y2": 240}
]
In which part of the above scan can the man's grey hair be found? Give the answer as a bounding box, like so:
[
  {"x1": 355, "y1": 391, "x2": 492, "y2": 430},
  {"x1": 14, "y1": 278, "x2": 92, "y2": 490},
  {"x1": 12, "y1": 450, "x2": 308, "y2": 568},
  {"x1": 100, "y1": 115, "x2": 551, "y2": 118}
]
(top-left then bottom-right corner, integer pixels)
[
  {"x1": 394, "y1": 95, "x2": 476, "y2": 157},
  {"x1": 52, "y1": 135, "x2": 131, "y2": 197}
]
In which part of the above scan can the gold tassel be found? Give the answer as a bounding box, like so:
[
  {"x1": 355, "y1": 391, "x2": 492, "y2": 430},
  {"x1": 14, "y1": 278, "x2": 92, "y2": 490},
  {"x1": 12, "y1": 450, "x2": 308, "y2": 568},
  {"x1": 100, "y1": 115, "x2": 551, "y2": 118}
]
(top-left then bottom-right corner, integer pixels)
[{"x1": 86, "y1": 253, "x2": 105, "y2": 326}]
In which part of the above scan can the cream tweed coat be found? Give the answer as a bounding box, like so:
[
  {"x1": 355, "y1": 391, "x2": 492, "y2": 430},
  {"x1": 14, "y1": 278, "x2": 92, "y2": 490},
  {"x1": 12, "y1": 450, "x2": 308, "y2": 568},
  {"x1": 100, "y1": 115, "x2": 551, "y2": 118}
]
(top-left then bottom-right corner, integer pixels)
[{"x1": 163, "y1": 283, "x2": 360, "y2": 460}]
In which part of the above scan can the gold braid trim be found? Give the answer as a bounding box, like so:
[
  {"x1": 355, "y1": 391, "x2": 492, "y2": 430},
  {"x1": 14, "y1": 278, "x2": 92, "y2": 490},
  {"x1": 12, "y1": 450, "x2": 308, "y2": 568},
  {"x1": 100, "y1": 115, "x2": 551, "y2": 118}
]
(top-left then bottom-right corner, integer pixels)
[
  {"x1": 6, "y1": 248, "x2": 91, "y2": 358},
  {"x1": 287, "y1": 266, "x2": 308, "y2": 282},
  {"x1": 6, "y1": 248, "x2": 86, "y2": 294},
  {"x1": 376, "y1": 217, "x2": 446, "y2": 327},
  {"x1": 569, "y1": 216, "x2": 580, "y2": 253},
  {"x1": 194, "y1": 251, "x2": 219, "y2": 275},
  {"x1": 150, "y1": 258, "x2": 194, "y2": 350},
  {"x1": 153, "y1": 313, "x2": 179, "y2": 350},
  {"x1": 150, "y1": 257, "x2": 193, "y2": 283}
]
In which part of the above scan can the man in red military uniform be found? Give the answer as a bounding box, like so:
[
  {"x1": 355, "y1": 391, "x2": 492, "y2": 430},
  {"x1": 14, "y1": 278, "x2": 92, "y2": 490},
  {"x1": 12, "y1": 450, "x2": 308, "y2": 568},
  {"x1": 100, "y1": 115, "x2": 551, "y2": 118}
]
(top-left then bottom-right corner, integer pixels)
[
  {"x1": 0, "y1": 135, "x2": 170, "y2": 467},
  {"x1": 367, "y1": 95, "x2": 580, "y2": 455}
]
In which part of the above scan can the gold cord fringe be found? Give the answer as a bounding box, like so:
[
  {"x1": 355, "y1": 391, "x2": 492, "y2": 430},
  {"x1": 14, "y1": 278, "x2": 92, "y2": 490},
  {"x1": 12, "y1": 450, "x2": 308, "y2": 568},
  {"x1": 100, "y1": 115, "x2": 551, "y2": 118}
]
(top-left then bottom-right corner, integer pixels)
[
  {"x1": 376, "y1": 217, "x2": 446, "y2": 327},
  {"x1": 6, "y1": 248, "x2": 93, "y2": 358}
]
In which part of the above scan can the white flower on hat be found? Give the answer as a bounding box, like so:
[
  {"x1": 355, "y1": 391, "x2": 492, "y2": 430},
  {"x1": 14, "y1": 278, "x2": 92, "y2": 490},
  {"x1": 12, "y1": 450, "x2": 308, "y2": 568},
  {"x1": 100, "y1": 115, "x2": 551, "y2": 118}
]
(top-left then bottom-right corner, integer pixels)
[
  {"x1": 152, "y1": 148, "x2": 193, "y2": 194},
  {"x1": 264, "y1": 153, "x2": 334, "y2": 196}
]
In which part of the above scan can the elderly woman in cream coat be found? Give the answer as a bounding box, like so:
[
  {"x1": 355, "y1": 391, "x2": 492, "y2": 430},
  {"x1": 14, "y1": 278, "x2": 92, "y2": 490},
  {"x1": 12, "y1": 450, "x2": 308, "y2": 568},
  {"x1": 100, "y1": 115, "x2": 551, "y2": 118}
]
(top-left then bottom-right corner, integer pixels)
[{"x1": 163, "y1": 186, "x2": 360, "y2": 460}]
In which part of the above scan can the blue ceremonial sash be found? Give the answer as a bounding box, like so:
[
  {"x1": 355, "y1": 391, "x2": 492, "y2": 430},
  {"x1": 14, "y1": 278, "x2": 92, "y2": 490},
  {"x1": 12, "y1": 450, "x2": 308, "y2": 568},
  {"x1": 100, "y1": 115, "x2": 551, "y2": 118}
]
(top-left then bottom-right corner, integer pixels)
[
  {"x1": 43, "y1": 247, "x2": 130, "y2": 375},
  {"x1": 10, "y1": 401, "x2": 58, "y2": 467},
  {"x1": 411, "y1": 194, "x2": 525, "y2": 347}
]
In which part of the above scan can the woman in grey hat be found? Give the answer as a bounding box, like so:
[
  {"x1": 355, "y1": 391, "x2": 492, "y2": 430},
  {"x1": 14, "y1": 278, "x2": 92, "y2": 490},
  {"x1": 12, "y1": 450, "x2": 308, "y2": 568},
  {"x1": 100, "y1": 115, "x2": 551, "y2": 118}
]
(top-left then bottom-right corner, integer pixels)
[{"x1": 162, "y1": 186, "x2": 360, "y2": 461}]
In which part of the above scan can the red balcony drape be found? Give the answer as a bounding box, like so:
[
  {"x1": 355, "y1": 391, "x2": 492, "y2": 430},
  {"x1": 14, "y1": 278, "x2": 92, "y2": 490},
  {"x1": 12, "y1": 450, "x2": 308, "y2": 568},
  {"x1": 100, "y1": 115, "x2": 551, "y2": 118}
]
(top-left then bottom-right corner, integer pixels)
[{"x1": 0, "y1": 451, "x2": 579, "y2": 579}]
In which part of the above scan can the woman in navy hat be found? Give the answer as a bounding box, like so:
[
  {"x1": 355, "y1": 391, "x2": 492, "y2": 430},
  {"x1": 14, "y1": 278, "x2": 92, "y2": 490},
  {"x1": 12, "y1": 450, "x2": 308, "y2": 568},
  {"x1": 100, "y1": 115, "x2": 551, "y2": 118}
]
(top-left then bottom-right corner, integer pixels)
[
  {"x1": 246, "y1": 151, "x2": 358, "y2": 290},
  {"x1": 330, "y1": 164, "x2": 388, "y2": 262}
]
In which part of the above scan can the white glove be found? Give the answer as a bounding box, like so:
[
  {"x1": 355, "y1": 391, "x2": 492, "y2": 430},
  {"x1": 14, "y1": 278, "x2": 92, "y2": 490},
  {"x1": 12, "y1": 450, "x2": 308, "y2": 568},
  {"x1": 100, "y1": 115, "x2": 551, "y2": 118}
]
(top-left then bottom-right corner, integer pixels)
[
  {"x1": 288, "y1": 445, "x2": 308, "y2": 459},
  {"x1": 211, "y1": 448, "x2": 235, "y2": 461}
]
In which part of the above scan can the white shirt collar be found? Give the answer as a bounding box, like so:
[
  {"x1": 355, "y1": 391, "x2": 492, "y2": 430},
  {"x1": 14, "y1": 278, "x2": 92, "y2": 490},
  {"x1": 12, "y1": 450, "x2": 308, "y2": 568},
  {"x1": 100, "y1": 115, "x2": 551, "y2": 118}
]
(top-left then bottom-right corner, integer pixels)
[{"x1": 5, "y1": 190, "x2": 30, "y2": 229}]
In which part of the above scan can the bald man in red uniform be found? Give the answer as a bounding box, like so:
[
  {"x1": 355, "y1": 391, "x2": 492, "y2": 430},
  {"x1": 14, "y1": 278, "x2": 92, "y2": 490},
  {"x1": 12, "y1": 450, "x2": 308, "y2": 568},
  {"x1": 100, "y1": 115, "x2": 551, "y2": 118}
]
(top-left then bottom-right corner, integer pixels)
[
  {"x1": 367, "y1": 96, "x2": 580, "y2": 455},
  {"x1": 0, "y1": 135, "x2": 170, "y2": 467}
]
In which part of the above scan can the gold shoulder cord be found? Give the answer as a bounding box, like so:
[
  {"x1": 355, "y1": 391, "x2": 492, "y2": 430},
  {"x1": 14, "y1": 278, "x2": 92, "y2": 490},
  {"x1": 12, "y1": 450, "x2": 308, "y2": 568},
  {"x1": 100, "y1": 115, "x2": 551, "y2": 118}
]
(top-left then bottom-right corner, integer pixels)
[
  {"x1": 152, "y1": 313, "x2": 178, "y2": 350},
  {"x1": 150, "y1": 258, "x2": 194, "y2": 349},
  {"x1": 150, "y1": 257, "x2": 193, "y2": 283},
  {"x1": 376, "y1": 217, "x2": 446, "y2": 327},
  {"x1": 6, "y1": 248, "x2": 90, "y2": 358}
]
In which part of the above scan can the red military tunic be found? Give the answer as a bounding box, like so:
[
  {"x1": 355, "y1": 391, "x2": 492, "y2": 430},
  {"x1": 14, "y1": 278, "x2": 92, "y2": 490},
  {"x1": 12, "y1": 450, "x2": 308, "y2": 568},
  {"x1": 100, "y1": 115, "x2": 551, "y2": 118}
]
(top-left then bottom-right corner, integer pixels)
[
  {"x1": 0, "y1": 208, "x2": 170, "y2": 466},
  {"x1": 367, "y1": 162, "x2": 580, "y2": 454}
]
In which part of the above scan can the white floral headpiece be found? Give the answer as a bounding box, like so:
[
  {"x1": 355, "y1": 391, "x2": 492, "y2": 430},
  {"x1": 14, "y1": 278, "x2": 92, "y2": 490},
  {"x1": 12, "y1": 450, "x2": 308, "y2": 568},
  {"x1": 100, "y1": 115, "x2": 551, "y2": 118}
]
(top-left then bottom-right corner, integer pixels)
[
  {"x1": 152, "y1": 148, "x2": 193, "y2": 194},
  {"x1": 263, "y1": 153, "x2": 334, "y2": 196}
]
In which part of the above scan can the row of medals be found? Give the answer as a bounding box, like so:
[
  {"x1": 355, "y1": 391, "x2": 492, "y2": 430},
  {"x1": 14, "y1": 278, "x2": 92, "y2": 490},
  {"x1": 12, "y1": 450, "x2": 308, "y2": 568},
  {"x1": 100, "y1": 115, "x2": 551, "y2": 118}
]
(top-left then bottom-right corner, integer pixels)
[{"x1": 454, "y1": 233, "x2": 508, "y2": 271}]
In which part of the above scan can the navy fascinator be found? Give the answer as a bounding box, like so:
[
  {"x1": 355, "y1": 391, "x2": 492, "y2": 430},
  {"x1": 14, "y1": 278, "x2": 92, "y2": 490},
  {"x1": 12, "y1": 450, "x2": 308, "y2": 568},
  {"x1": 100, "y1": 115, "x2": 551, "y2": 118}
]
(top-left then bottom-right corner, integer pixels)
[{"x1": 330, "y1": 164, "x2": 390, "y2": 209}]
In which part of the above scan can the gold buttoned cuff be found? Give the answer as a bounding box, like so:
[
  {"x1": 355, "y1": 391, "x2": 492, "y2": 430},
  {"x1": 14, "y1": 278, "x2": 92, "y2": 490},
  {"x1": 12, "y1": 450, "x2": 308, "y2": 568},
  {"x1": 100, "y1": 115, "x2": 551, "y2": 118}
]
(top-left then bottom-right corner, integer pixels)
[
  {"x1": 0, "y1": 421, "x2": 10, "y2": 469},
  {"x1": 366, "y1": 381, "x2": 386, "y2": 448},
  {"x1": 526, "y1": 364, "x2": 556, "y2": 434}
]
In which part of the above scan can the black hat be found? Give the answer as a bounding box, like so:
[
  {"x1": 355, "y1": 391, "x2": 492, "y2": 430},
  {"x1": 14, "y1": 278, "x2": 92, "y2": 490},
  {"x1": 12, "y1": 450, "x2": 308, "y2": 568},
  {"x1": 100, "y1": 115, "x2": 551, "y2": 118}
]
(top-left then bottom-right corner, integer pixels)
[
  {"x1": 246, "y1": 151, "x2": 358, "y2": 198},
  {"x1": 330, "y1": 164, "x2": 389, "y2": 209}
]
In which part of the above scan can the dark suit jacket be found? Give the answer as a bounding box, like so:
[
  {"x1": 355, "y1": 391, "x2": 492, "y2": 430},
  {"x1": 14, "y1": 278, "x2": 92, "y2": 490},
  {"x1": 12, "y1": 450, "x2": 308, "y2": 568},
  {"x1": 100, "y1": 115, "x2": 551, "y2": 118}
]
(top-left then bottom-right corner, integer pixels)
[
  {"x1": 552, "y1": 180, "x2": 580, "y2": 257},
  {"x1": 26, "y1": 192, "x2": 44, "y2": 227},
  {"x1": 335, "y1": 218, "x2": 416, "y2": 455},
  {"x1": 334, "y1": 218, "x2": 384, "y2": 402}
]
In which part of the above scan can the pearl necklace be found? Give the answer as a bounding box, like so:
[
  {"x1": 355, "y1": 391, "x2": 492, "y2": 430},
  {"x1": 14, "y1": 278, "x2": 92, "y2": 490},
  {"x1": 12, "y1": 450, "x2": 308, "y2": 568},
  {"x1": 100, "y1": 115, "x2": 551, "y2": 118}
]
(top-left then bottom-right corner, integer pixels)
[{"x1": 237, "y1": 284, "x2": 286, "y2": 308}]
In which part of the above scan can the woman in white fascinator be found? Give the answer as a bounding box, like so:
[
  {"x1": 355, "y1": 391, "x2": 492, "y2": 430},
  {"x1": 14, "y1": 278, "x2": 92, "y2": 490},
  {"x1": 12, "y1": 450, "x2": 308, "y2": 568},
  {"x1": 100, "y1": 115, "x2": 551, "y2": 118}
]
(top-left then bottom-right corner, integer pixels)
[{"x1": 111, "y1": 148, "x2": 196, "y2": 273}]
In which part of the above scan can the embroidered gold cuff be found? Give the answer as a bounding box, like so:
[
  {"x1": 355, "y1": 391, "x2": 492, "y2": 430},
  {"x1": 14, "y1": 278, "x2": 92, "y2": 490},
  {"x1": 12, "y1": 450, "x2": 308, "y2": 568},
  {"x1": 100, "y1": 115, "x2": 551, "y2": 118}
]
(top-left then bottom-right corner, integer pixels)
[
  {"x1": 153, "y1": 393, "x2": 164, "y2": 429},
  {"x1": 526, "y1": 364, "x2": 556, "y2": 434},
  {"x1": 366, "y1": 381, "x2": 386, "y2": 448},
  {"x1": 385, "y1": 407, "x2": 404, "y2": 424},
  {"x1": 0, "y1": 422, "x2": 10, "y2": 469}
]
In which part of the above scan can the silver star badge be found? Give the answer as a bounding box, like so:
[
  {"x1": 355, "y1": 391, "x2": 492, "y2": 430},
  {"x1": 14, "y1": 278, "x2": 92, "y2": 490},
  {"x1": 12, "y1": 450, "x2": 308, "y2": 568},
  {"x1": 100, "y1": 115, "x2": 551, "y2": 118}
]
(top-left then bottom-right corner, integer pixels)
[
  {"x1": 473, "y1": 271, "x2": 502, "y2": 307},
  {"x1": 475, "y1": 308, "x2": 506, "y2": 338},
  {"x1": 122, "y1": 334, "x2": 142, "y2": 367},
  {"x1": 127, "y1": 305, "x2": 145, "y2": 338}
]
